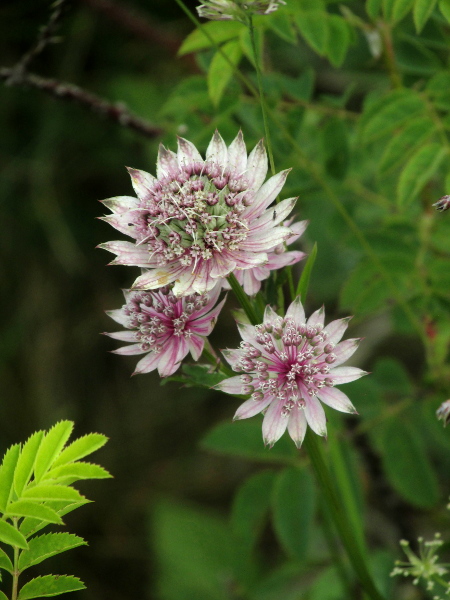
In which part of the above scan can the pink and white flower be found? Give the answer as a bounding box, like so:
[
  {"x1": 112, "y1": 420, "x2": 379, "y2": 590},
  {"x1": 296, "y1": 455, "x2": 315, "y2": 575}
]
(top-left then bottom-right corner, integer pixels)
[
  {"x1": 197, "y1": 0, "x2": 286, "y2": 22},
  {"x1": 106, "y1": 284, "x2": 225, "y2": 377},
  {"x1": 222, "y1": 219, "x2": 307, "y2": 295},
  {"x1": 215, "y1": 297, "x2": 366, "y2": 448},
  {"x1": 99, "y1": 131, "x2": 296, "y2": 297}
]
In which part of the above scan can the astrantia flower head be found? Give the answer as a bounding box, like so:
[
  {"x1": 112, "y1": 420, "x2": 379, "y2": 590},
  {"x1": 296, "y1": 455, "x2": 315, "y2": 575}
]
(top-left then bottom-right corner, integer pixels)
[
  {"x1": 215, "y1": 297, "x2": 366, "y2": 448},
  {"x1": 197, "y1": 0, "x2": 285, "y2": 22},
  {"x1": 106, "y1": 283, "x2": 225, "y2": 377},
  {"x1": 436, "y1": 399, "x2": 450, "y2": 426},
  {"x1": 433, "y1": 195, "x2": 450, "y2": 212},
  {"x1": 99, "y1": 131, "x2": 296, "y2": 297}
]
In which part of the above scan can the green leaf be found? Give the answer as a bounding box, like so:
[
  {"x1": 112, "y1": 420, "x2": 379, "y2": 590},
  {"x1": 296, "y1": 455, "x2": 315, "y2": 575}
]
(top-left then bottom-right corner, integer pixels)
[
  {"x1": 231, "y1": 470, "x2": 275, "y2": 552},
  {"x1": 34, "y1": 422, "x2": 74, "y2": 483},
  {"x1": 373, "y1": 358, "x2": 413, "y2": 395},
  {"x1": 267, "y1": 10, "x2": 297, "y2": 44},
  {"x1": 0, "y1": 444, "x2": 20, "y2": 512},
  {"x1": 19, "y1": 533, "x2": 87, "y2": 571},
  {"x1": 381, "y1": 420, "x2": 439, "y2": 507},
  {"x1": 272, "y1": 466, "x2": 315, "y2": 560},
  {"x1": 378, "y1": 117, "x2": 436, "y2": 177},
  {"x1": 0, "y1": 519, "x2": 28, "y2": 549},
  {"x1": 5, "y1": 500, "x2": 63, "y2": 524},
  {"x1": 0, "y1": 547, "x2": 13, "y2": 573},
  {"x1": 14, "y1": 432, "x2": 44, "y2": 497},
  {"x1": 207, "y1": 40, "x2": 242, "y2": 107},
  {"x1": 22, "y1": 486, "x2": 84, "y2": 503},
  {"x1": 178, "y1": 21, "x2": 245, "y2": 55},
  {"x1": 43, "y1": 462, "x2": 111, "y2": 482},
  {"x1": 321, "y1": 117, "x2": 349, "y2": 179},
  {"x1": 397, "y1": 142, "x2": 447, "y2": 206},
  {"x1": 52, "y1": 434, "x2": 108, "y2": 468},
  {"x1": 366, "y1": 0, "x2": 383, "y2": 18},
  {"x1": 296, "y1": 242, "x2": 317, "y2": 301},
  {"x1": 325, "y1": 16, "x2": 351, "y2": 67},
  {"x1": 201, "y1": 419, "x2": 298, "y2": 463},
  {"x1": 414, "y1": 0, "x2": 438, "y2": 32},
  {"x1": 391, "y1": 0, "x2": 415, "y2": 21},
  {"x1": 0, "y1": 592, "x2": 8, "y2": 600},
  {"x1": 19, "y1": 502, "x2": 89, "y2": 538},
  {"x1": 440, "y1": 0, "x2": 450, "y2": 22},
  {"x1": 294, "y1": 9, "x2": 329, "y2": 55},
  {"x1": 17, "y1": 575, "x2": 85, "y2": 599},
  {"x1": 360, "y1": 90, "x2": 425, "y2": 143}
]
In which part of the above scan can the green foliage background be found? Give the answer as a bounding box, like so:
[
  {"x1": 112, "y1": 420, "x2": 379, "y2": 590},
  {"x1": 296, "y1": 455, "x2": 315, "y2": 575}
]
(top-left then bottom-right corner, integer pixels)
[{"x1": 1, "y1": 0, "x2": 450, "y2": 598}]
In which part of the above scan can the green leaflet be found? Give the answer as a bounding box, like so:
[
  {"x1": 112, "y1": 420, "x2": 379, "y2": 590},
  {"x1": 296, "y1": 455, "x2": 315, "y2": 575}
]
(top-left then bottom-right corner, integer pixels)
[
  {"x1": 326, "y1": 15, "x2": 351, "y2": 68},
  {"x1": 396, "y1": 142, "x2": 447, "y2": 206},
  {"x1": 0, "y1": 547, "x2": 14, "y2": 573},
  {"x1": 14, "y1": 432, "x2": 44, "y2": 498},
  {"x1": 383, "y1": 0, "x2": 415, "y2": 21},
  {"x1": 294, "y1": 8, "x2": 329, "y2": 55},
  {"x1": 0, "y1": 519, "x2": 28, "y2": 550},
  {"x1": 22, "y1": 485, "x2": 84, "y2": 503},
  {"x1": 207, "y1": 39, "x2": 243, "y2": 107},
  {"x1": 178, "y1": 21, "x2": 245, "y2": 56},
  {"x1": 19, "y1": 533, "x2": 87, "y2": 571},
  {"x1": 34, "y1": 422, "x2": 74, "y2": 483},
  {"x1": 0, "y1": 444, "x2": 20, "y2": 512},
  {"x1": 52, "y1": 434, "x2": 108, "y2": 468},
  {"x1": 43, "y1": 462, "x2": 111, "y2": 483},
  {"x1": 272, "y1": 466, "x2": 316, "y2": 560},
  {"x1": 414, "y1": 0, "x2": 438, "y2": 32},
  {"x1": 5, "y1": 501, "x2": 63, "y2": 524},
  {"x1": 17, "y1": 575, "x2": 85, "y2": 599},
  {"x1": 440, "y1": 0, "x2": 450, "y2": 22}
]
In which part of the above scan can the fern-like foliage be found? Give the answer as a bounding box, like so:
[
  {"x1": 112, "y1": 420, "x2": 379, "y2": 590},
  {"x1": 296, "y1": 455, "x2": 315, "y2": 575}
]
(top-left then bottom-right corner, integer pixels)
[{"x1": 0, "y1": 421, "x2": 111, "y2": 600}]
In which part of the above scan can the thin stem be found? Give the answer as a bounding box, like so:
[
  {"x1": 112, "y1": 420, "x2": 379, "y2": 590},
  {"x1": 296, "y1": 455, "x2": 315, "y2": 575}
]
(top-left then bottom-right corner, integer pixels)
[
  {"x1": 304, "y1": 432, "x2": 384, "y2": 600},
  {"x1": 379, "y1": 22, "x2": 402, "y2": 89},
  {"x1": 248, "y1": 16, "x2": 276, "y2": 177},
  {"x1": 11, "y1": 519, "x2": 20, "y2": 600},
  {"x1": 227, "y1": 273, "x2": 262, "y2": 325}
]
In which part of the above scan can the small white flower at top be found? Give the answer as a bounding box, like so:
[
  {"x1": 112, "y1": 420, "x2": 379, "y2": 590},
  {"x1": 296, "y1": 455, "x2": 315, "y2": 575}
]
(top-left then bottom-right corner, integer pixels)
[
  {"x1": 105, "y1": 284, "x2": 225, "y2": 377},
  {"x1": 99, "y1": 130, "x2": 299, "y2": 297},
  {"x1": 197, "y1": 0, "x2": 286, "y2": 23},
  {"x1": 214, "y1": 296, "x2": 366, "y2": 448}
]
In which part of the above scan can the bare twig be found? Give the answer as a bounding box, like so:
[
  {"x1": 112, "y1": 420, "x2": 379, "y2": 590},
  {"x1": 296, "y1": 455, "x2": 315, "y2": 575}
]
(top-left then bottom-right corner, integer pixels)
[
  {"x1": 1, "y1": 68, "x2": 163, "y2": 139},
  {"x1": 6, "y1": 0, "x2": 71, "y2": 85}
]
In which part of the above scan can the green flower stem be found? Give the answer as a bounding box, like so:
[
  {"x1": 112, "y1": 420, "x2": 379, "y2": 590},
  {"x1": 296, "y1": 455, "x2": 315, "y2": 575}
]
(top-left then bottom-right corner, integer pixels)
[
  {"x1": 247, "y1": 16, "x2": 276, "y2": 178},
  {"x1": 173, "y1": 0, "x2": 426, "y2": 345},
  {"x1": 304, "y1": 431, "x2": 384, "y2": 600},
  {"x1": 227, "y1": 273, "x2": 262, "y2": 325},
  {"x1": 11, "y1": 519, "x2": 19, "y2": 600}
]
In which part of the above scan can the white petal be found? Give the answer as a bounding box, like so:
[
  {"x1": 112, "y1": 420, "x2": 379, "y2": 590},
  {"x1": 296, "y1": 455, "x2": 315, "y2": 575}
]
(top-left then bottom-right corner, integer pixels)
[
  {"x1": 113, "y1": 343, "x2": 146, "y2": 356},
  {"x1": 157, "y1": 144, "x2": 178, "y2": 178},
  {"x1": 245, "y1": 140, "x2": 268, "y2": 192},
  {"x1": 242, "y1": 226, "x2": 291, "y2": 252},
  {"x1": 286, "y1": 296, "x2": 305, "y2": 322},
  {"x1": 227, "y1": 130, "x2": 247, "y2": 175},
  {"x1": 105, "y1": 309, "x2": 129, "y2": 326},
  {"x1": 177, "y1": 136, "x2": 203, "y2": 166},
  {"x1": 243, "y1": 169, "x2": 290, "y2": 221},
  {"x1": 287, "y1": 407, "x2": 307, "y2": 448},
  {"x1": 157, "y1": 338, "x2": 189, "y2": 377},
  {"x1": 98, "y1": 241, "x2": 154, "y2": 267},
  {"x1": 251, "y1": 197, "x2": 298, "y2": 232},
  {"x1": 188, "y1": 335, "x2": 204, "y2": 361},
  {"x1": 329, "y1": 367, "x2": 368, "y2": 384},
  {"x1": 263, "y1": 305, "x2": 279, "y2": 324},
  {"x1": 206, "y1": 130, "x2": 227, "y2": 165},
  {"x1": 262, "y1": 398, "x2": 289, "y2": 447},
  {"x1": 316, "y1": 387, "x2": 357, "y2": 414},
  {"x1": 105, "y1": 331, "x2": 136, "y2": 342},
  {"x1": 234, "y1": 396, "x2": 272, "y2": 419},
  {"x1": 215, "y1": 375, "x2": 245, "y2": 395},
  {"x1": 127, "y1": 167, "x2": 155, "y2": 200},
  {"x1": 304, "y1": 396, "x2": 327, "y2": 437},
  {"x1": 101, "y1": 196, "x2": 139, "y2": 214},
  {"x1": 307, "y1": 306, "x2": 325, "y2": 329},
  {"x1": 323, "y1": 317, "x2": 352, "y2": 344},
  {"x1": 133, "y1": 351, "x2": 161, "y2": 374},
  {"x1": 332, "y1": 339, "x2": 361, "y2": 367}
]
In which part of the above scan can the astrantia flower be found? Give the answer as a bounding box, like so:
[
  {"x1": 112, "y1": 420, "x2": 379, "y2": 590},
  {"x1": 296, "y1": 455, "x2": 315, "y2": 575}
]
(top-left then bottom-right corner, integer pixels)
[
  {"x1": 99, "y1": 131, "x2": 296, "y2": 297},
  {"x1": 197, "y1": 0, "x2": 285, "y2": 22},
  {"x1": 215, "y1": 297, "x2": 366, "y2": 447},
  {"x1": 436, "y1": 399, "x2": 450, "y2": 426},
  {"x1": 433, "y1": 195, "x2": 450, "y2": 212},
  {"x1": 222, "y1": 219, "x2": 307, "y2": 295},
  {"x1": 106, "y1": 284, "x2": 225, "y2": 377}
]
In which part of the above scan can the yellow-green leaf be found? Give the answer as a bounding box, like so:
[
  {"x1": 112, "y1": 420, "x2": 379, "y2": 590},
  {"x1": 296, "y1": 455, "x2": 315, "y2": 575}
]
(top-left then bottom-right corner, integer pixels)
[
  {"x1": 207, "y1": 40, "x2": 242, "y2": 107},
  {"x1": 414, "y1": 0, "x2": 438, "y2": 32},
  {"x1": 397, "y1": 143, "x2": 447, "y2": 206}
]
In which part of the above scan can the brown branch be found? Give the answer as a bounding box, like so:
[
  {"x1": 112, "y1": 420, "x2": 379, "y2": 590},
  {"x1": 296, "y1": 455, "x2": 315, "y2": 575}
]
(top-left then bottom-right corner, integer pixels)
[{"x1": 1, "y1": 68, "x2": 163, "y2": 139}]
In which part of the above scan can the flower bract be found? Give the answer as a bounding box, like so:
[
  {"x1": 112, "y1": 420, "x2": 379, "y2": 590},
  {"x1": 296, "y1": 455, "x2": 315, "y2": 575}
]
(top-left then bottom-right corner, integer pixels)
[
  {"x1": 215, "y1": 297, "x2": 366, "y2": 447},
  {"x1": 197, "y1": 0, "x2": 286, "y2": 22},
  {"x1": 99, "y1": 131, "x2": 296, "y2": 297},
  {"x1": 106, "y1": 284, "x2": 225, "y2": 377}
]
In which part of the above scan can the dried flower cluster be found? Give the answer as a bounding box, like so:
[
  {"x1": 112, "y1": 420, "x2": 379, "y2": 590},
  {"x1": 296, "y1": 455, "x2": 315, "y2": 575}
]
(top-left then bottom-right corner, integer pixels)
[{"x1": 197, "y1": 0, "x2": 286, "y2": 22}]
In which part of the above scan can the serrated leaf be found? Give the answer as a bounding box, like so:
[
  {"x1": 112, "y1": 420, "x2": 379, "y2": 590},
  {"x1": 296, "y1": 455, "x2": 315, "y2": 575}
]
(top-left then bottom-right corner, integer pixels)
[
  {"x1": 6, "y1": 500, "x2": 62, "y2": 524},
  {"x1": 19, "y1": 502, "x2": 89, "y2": 538},
  {"x1": 207, "y1": 39, "x2": 242, "y2": 107},
  {"x1": 0, "y1": 547, "x2": 13, "y2": 573},
  {"x1": 378, "y1": 117, "x2": 436, "y2": 177},
  {"x1": 17, "y1": 575, "x2": 85, "y2": 599},
  {"x1": 272, "y1": 466, "x2": 316, "y2": 560},
  {"x1": 381, "y1": 420, "x2": 439, "y2": 507},
  {"x1": 414, "y1": 0, "x2": 438, "y2": 32},
  {"x1": 22, "y1": 485, "x2": 83, "y2": 503},
  {"x1": 294, "y1": 9, "x2": 329, "y2": 55},
  {"x1": 397, "y1": 143, "x2": 447, "y2": 206},
  {"x1": 360, "y1": 90, "x2": 425, "y2": 142},
  {"x1": 440, "y1": 0, "x2": 450, "y2": 22},
  {"x1": 0, "y1": 444, "x2": 20, "y2": 512},
  {"x1": 19, "y1": 533, "x2": 87, "y2": 571},
  {"x1": 325, "y1": 15, "x2": 350, "y2": 67},
  {"x1": 201, "y1": 419, "x2": 298, "y2": 463},
  {"x1": 52, "y1": 434, "x2": 108, "y2": 468},
  {"x1": 34, "y1": 422, "x2": 74, "y2": 483},
  {"x1": 0, "y1": 519, "x2": 28, "y2": 549},
  {"x1": 44, "y1": 462, "x2": 111, "y2": 482},
  {"x1": 14, "y1": 432, "x2": 44, "y2": 497},
  {"x1": 178, "y1": 21, "x2": 245, "y2": 56}
]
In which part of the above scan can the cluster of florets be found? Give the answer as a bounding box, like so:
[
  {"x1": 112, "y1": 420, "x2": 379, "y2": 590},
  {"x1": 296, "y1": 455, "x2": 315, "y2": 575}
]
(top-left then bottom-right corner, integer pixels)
[
  {"x1": 197, "y1": 0, "x2": 285, "y2": 22},
  {"x1": 106, "y1": 284, "x2": 225, "y2": 377},
  {"x1": 215, "y1": 298, "x2": 365, "y2": 447}
]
